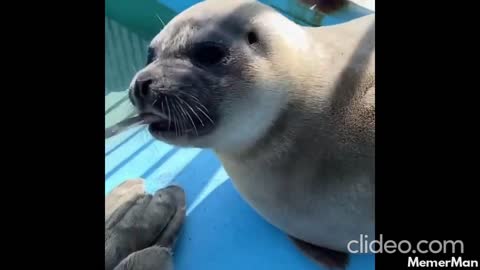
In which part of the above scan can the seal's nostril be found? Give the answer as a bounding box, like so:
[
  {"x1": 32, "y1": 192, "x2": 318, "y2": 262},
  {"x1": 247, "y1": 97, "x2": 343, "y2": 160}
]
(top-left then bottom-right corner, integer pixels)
[
  {"x1": 134, "y1": 79, "x2": 153, "y2": 99},
  {"x1": 140, "y1": 80, "x2": 150, "y2": 97}
]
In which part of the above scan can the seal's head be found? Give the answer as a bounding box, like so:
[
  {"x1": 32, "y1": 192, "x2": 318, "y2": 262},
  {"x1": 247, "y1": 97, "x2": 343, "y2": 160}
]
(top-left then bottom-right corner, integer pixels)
[{"x1": 129, "y1": 0, "x2": 313, "y2": 152}]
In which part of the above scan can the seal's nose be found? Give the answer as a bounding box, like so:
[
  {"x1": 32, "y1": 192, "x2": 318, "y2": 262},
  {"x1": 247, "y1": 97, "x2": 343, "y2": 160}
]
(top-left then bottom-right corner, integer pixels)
[{"x1": 133, "y1": 79, "x2": 153, "y2": 100}]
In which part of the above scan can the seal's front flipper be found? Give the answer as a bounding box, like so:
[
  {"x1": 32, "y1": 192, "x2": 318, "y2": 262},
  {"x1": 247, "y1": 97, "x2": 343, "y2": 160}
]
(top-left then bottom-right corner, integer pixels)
[
  {"x1": 105, "y1": 179, "x2": 145, "y2": 220},
  {"x1": 152, "y1": 185, "x2": 186, "y2": 249},
  {"x1": 105, "y1": 184, "x2": 186, "y2": 270},
  {"x1": 288, "y1": 236, "x2": 350, "y2": 270},
  {"x1": 110, "y1": 185, "x2": 186, "y2": 270},
  {"x1": 113, "y1": 246, "x2": 174, "y2": 270}
]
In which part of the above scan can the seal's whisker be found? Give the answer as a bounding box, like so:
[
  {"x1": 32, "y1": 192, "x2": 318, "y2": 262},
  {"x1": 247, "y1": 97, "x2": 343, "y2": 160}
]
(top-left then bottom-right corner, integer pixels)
[
  {"x1": 172, "y1": 107, "x2": 179, "y2": 136},
  {"x1": 177, "y1": 100, "x2": 189, "y2": 136},
  {"x1": 130, "y1": 65, "x2": 137, "y2": 74},
  {"x1": 177, "y1": 95, "x2": 204, "y2": 127},
  {"x1": 195, "y1": 105, "x2": 215, "y2": 125},
  {"x1": 171, "y1": 101, "x2": 180, "y2": 136},
  {"x1": 174, "y1": 90, "x2": 210, "y2": 114},
  {"x1": 176, "y1": 95, "x2": 198, "y2": 136},
  {"x1": 188, "y1": 110, "x2": 199, "y2": 136},
  {"x1": 176, "y1": 90, "x2": 201, "y2": 102},
  {"x1": 165, "y1": 96, "x2": 172, "y2": 131},
  {"x1": 172, "y1": 101, "x2": 184, "y2": 136},
  {"x1": 176, "y1": 99, "x2": 189, "y2": 136},
  {"x1": 155, "y1": 13, "x2": 166, "y2": 28},
  {"x1": 152, "y1": 98, "x2": 158, "y2": 107},
  {"x1": 178, "y1": 102, "x2": 188, "y2": 136},
  {"x1": 186, "y1": 98, "x2": 210, "y2": 113},
  {"x1": 174, "y1": 97, "x2": 188, "y2": 127},
  {"x1": 172, "y1": 100, "x2": 183, "y2": 135}
]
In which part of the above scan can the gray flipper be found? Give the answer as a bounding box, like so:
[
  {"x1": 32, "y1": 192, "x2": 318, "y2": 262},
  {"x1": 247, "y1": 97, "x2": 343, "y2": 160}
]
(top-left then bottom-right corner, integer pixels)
[
  {"x1": 289, "y1": 236, "x2": 350, "y2": 270},
  {"x1": 105, "y1": 184, "x2": 186, "y2": 270},
  {"x1": 105, "y1": 179, "x2": 145, "y2": 221},
  {"x1": 113, "y1": 246, "x2": 174, "y2": 270},
  {"x1": 151, "y1": 186, "x2": 186, "y2": 249}
]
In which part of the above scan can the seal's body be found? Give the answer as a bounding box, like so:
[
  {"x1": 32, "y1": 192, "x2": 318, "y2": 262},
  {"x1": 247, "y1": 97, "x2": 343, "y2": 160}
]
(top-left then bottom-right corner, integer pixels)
[
  {"x1": 128, "y1": 0, "x2": 374, "y2": 265},
  {"x1": 218, "y1": 14, "x2": 375, "y2": 252}
]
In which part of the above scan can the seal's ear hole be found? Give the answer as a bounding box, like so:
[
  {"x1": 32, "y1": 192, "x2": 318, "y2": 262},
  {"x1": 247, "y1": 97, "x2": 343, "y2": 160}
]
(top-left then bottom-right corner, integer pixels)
[{"x1": 247, "y1": 31, "x2": 258, "y2": 45}]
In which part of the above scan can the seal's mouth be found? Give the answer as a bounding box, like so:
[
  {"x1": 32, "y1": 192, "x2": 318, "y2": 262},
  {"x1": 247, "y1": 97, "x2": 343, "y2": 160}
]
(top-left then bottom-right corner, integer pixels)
[
  {"x1": 148, "y1": 111, "x2": 215, "y2": 139},
  {"x1": 105, "y1": 104, "x2": 216, "y2": 140},
  {"x1": 127, "y1": 85, "x2": 217, "y2": 139}
]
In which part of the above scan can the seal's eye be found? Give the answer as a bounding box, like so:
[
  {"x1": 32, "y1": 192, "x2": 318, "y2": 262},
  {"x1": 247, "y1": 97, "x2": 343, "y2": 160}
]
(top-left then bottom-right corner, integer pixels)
[
  {"x1": 247, "y1": 31, "x2": 258, "y2": 44},
  {"x1": 146, "y1": 47, "x2": 155, "y2": 65},
  {"x1": 190, "y1": 42, "x2": 227, "y2": 67}
]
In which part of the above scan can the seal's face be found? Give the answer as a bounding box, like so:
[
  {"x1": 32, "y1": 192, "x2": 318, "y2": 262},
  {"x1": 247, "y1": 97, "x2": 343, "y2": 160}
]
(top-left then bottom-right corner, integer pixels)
[{"x1": 129, "y1": 0, "x2": 304, "y2": 152}]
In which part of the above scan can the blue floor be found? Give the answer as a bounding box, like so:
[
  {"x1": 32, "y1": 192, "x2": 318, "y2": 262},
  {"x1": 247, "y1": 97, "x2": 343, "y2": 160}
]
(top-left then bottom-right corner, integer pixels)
[{"x1": 105, "y1": 127, "x2": 374, "y2": 270}]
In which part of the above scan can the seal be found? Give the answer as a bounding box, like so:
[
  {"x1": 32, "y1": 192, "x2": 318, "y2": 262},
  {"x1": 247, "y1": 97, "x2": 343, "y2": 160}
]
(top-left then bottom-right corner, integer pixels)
[{"x1": 128, "y1": 0, "x2": 374, "y2": 268}]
